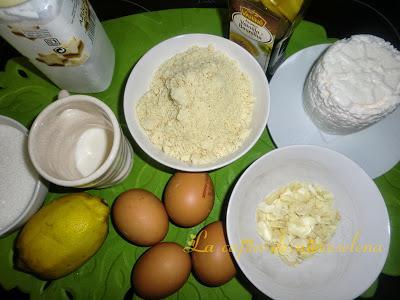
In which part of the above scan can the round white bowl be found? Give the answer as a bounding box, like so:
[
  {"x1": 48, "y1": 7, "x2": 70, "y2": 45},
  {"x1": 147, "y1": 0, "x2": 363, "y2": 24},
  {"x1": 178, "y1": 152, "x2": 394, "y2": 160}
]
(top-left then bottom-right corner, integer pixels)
[
  {"x1": 123, "y1": 33, "x2": 270, "y2": 172},
  {"x1": 0, "y1": 115, "x2": 48, "y2": 237},
  {"x1": 226, "y1": 145, "x2": 390, "y2": 300}
]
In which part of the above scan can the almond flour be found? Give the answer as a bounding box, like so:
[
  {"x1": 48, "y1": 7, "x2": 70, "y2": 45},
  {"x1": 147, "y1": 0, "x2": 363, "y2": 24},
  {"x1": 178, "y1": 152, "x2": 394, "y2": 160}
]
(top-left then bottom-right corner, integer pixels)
[{"x1": 136, "y1": 45, "x2": 255, "y2": 165}]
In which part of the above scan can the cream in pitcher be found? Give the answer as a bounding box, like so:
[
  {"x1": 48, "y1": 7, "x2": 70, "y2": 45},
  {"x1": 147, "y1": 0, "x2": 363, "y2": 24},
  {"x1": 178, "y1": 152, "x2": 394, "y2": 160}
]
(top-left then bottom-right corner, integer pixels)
[{"x1": 28, "y1": 91, "x2": 133, "y2": 188}]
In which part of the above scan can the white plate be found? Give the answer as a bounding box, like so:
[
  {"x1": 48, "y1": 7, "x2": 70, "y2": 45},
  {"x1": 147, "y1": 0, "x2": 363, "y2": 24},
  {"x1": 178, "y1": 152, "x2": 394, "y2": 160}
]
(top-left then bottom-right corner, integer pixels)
[
  {"x1": 226, "y1": 145, "x2": 390, "y2": 300},
  {"x1": 268, "y1": 44, "x2": 400, "y2": 178}
]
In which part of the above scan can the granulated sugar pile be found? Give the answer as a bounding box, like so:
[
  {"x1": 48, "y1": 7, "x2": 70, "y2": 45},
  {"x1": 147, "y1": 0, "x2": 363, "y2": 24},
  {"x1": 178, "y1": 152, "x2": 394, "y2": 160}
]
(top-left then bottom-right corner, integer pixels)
[
  {"x1": 0, "y1": 125, "x2": 37, "y2": 231},
  {"x1": 136, "y1": 45, "x2": 255, "y2": 165}
]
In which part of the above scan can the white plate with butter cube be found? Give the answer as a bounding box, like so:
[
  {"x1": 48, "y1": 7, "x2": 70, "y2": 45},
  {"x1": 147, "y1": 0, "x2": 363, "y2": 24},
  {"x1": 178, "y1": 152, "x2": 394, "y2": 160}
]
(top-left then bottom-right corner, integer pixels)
[{"x1": 226, "y1": 145, "x2": 390, "y2": 300}]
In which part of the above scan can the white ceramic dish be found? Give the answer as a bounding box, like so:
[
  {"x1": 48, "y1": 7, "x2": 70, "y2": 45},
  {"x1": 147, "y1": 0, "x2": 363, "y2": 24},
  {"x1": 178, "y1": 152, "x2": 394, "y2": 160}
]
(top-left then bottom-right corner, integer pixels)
[
  {"x1": 268, "y1": 44, "x2": 400, "y2": 179},
  {"x1": 226, "y1": 145, "x2": 390, "y2": 300},
  {"x1": 0, "y1": 115, "x2": 48, "y2": 237},
  {"x1": 123, "y1": 33, "x2": 270, "y2": 172}
]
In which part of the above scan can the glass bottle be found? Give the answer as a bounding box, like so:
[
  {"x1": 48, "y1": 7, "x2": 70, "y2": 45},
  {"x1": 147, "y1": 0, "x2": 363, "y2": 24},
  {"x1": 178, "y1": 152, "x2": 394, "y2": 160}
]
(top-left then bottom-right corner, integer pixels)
[{"x1": 229, "y1": 0, "x2": 311, "y2": 76}]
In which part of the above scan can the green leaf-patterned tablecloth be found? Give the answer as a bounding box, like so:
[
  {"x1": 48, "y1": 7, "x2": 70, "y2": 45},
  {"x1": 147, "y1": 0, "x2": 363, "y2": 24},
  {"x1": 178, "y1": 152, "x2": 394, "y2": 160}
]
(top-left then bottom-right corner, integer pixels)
[{"x1": 0, "y1": 8, "x2": 399, "y2": 300}]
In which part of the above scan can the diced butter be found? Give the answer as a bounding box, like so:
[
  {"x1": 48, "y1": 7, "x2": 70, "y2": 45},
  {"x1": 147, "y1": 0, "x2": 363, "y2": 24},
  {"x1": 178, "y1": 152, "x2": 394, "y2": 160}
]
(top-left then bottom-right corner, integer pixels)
[{"x1": 256, "y1": 182, "x2": 340, "y2": 266}]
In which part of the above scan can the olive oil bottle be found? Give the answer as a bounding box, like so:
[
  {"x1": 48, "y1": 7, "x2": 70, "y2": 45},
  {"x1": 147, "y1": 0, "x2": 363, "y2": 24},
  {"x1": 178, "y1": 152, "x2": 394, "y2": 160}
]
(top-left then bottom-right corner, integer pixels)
[{"x1": 229, "y1": 0, "x2": 310, "y2": 76}]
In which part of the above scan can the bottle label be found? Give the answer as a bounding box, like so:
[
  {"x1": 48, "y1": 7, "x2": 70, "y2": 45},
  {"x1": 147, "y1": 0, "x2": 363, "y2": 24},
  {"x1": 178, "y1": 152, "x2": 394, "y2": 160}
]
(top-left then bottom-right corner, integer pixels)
[
  {"x1": 232, "y1": 10, "x2": 273, "y2": 43},
  {"x1": 229, "y1": 0, "x2": 287, "y2": 72},
  {"x1": 0, "y1": 0, "x2": 98, "y2": 67}
]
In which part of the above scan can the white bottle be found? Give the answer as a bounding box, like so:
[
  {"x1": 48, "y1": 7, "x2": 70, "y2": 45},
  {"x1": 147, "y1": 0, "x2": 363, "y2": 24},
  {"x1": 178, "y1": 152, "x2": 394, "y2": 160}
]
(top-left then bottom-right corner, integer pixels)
[{"x1": 0, "y1": 0, "x2": 115, "y2": 93}]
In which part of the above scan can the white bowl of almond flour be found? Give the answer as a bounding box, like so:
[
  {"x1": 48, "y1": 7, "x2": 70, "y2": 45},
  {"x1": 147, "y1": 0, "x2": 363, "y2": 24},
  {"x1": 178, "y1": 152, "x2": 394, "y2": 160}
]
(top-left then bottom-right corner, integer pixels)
[
  {"x1": 0, "y1": 115, "x2": 48, "y2": 237},
  {"x1": 123, "y1": 34, "x2": 270, "y2": 171}
]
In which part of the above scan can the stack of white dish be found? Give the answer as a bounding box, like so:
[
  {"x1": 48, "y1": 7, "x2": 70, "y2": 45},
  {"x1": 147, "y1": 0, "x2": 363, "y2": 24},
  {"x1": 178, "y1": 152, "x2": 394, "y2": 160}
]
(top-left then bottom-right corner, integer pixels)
[{"x1": 0, "y1": 115, "x2": 47, "y2": 237}]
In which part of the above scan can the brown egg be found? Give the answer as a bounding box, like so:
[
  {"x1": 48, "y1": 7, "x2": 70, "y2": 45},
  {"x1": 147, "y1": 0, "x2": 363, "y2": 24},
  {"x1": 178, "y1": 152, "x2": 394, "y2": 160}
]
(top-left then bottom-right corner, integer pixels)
[
  {"x1": 112, "y1": 189, "x2": 168, "y2": 246},
  {"x1": 191, "y1": 221, "x2": 237, "y2": 286},
  {"x1": 164, "y1": 172, "x2": 214, "y2": 227},
  {"x1": 132, "y1": 242, "x2": 191, "y2": 299}
]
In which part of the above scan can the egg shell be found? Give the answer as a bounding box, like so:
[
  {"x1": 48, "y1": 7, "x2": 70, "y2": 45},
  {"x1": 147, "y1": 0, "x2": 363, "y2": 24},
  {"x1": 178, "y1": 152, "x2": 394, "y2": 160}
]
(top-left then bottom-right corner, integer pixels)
[
  {"x1": 112, "y1": 189, "x2": 168, "y2": 246},
  {"x1": 132, "y1": 242, "x2": 191, "y2": 299},
  {"x1": 164, "y1": 172, "x2": 214, "y2": 227},
  {"x1": 191, "y1": 221, "x2": 237, "y2": 286}
]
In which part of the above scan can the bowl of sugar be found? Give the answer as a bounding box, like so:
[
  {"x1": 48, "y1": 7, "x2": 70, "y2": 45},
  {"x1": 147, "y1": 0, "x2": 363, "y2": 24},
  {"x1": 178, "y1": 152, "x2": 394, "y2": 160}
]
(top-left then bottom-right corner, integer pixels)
[{"x1": 0, "y1": 115, "x2": 48, "y2": 237}]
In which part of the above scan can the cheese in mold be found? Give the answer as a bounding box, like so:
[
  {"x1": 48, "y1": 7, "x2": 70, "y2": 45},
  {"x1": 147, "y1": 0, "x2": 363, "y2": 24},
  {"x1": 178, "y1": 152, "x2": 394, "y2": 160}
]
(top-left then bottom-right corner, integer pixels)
[{"x1": 303, "y1": 35, "x2": 400, "y2": 135}]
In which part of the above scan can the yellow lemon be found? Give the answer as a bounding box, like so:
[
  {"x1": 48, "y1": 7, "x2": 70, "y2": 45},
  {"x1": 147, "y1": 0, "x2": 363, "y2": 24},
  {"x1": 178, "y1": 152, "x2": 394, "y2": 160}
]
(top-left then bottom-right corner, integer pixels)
[{"x1": 15, "y1": 193, "x2": 109, "y2": 280}]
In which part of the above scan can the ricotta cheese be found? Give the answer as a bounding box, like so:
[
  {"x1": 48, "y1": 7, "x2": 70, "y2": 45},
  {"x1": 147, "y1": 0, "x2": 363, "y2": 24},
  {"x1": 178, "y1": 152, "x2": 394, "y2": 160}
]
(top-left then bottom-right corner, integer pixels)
[
  {"x1": 303, "y1": 35, "x2": 400, "y2": 135},
  {"x1": 136, "y1": 45, "x2": 254, "y2": 165}
]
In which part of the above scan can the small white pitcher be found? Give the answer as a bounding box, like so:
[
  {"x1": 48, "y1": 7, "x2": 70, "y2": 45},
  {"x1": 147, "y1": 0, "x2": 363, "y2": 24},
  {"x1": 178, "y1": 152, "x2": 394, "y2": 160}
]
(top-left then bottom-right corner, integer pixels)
[{"x1": 28, "y1": 91, "x2": 133, "y2": 188}]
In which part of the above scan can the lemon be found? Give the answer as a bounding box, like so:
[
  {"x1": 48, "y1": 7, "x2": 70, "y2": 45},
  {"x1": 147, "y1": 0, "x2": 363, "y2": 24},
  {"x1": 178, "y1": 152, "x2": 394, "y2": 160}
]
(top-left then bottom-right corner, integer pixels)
[{"x1": 16, "y1": 193, "x2": 109, "y2": 280}]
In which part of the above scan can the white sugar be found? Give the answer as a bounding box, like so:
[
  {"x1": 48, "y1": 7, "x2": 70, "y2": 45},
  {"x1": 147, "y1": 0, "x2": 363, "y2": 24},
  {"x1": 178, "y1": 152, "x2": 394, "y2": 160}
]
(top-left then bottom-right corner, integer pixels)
[{"x1": 0, "y1": 124, "x2": 38, "y2": 231}]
